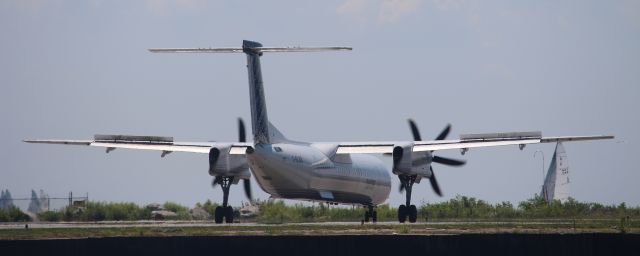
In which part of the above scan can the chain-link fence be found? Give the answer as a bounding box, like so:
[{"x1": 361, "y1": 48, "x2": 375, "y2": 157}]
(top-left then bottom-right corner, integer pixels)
[{"x1": 0, "y1": 190, "x2": 88, "y2": 213}]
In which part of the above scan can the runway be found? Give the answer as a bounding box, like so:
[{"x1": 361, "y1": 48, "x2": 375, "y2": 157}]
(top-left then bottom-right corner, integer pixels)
[
  {"x1": 3, "y1": 219, "x2": 634, "y2": 240},
  {"x1": 1, "y1": 232, "x2": 637, "y2": 256},
  {"x1": 0, "y1": 220, "x2": 575, "y2": 230},
  {"x1": 2, "y1": 220, "x2": 637, "y2": 256}
]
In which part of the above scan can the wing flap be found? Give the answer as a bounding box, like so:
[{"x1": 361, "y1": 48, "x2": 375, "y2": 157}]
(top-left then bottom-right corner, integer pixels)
[{"x1": 90, "y1": 142, "x2": 211, "y2": 154}]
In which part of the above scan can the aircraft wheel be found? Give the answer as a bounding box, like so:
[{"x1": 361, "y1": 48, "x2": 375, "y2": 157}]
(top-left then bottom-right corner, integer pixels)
[
  {"x1": 364, "y1": 211, "x2": 370, "y2": 222},
  {"x1": 214, "y1": 206, "x2": 224, "y2": 224},
  {"x1": 398, "y1": 205, "x2": 407, "y2": 223},
  {"x1": 225, "y1": 206, "x2": 234, "y2": 223},
  {"x1": 408, "y1": 205, "x2": 417, "y2": 223}
]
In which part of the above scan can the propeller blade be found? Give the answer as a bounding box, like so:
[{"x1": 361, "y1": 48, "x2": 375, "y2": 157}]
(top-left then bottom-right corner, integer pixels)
[
  {"x1": 408, "y1": 119, "x2": 422, "y2": 141},
  {"x1": 211, "y1": 176, "x2": 221, "y2": 188},
  {"x1": 429, "y1": 166, "x2": 443, "y2": 197},
  {"x1": 432, "y1": 155, "x2": 466, "y2": 166},
  {"x1": 435, "y1": 124, "x2": 451, "y2": 141},
  {"x1": 238, "y1": 118, "x2": 246, "y2": 143},
  {"x1": 243, "y1": 179, "x2": 252, "y2": 201}
]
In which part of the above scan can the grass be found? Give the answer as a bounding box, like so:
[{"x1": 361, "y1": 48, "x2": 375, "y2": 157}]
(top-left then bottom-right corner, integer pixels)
[
  {"x1": 0, "y1": 219, "x2": 637, "y2": 240},
  {"x1": 395, "y1": 224, "x2": 411, "y2": 234}
]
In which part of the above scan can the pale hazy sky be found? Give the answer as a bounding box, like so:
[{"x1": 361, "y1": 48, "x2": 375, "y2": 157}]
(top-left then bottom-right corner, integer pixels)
[{"x1": 2, "y1": 0, "x2": 638, "y2": 209}]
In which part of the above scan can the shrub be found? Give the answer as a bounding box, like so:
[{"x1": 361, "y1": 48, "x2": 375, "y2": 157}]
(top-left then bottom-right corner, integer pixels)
[
  {"x1": 38, "y1": 211, "x2": 63, "y2": 222},
  {"x1": 198, "y1": 199, "x2": 219, "y2": 218},
  {"x1": 163, "y1": 202, "x2": 191, "y2": 220},
  {"x1": 0, "y1": 206, "x2": 31, "y2": 222}
]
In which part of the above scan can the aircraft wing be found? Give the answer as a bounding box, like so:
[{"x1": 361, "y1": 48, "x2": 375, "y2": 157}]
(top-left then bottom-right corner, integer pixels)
[
  {"x1": 335, "y1": 132, "x2": 614, "y2": 154},
  {"x1": 24, "y1": 134, "x2": 251, "y2": 156},
  {"x1": 25, "y1": 132, "x2": 614, "y2": 155}
]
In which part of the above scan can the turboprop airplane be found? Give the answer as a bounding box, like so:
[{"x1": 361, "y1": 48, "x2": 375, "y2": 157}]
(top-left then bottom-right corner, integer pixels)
[{"x1": 25, "y1": 40, "x2": 614, "y2": 224}]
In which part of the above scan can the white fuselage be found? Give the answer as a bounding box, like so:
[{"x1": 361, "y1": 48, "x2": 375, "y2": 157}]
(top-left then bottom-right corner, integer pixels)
[
  {"x1": 246, "y1": 143, "x2": 391, "y2": 205},
  {"x1": 240, "y1": 41, "x2": 390, "y2": 206}
]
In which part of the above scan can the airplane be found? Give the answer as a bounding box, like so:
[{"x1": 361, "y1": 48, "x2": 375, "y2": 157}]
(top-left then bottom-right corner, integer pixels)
[{"x1": 25, "y1": 40, "x2": 614, "y2": 224}]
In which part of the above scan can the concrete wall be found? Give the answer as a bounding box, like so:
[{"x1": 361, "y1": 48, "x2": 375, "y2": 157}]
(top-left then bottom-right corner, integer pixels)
[{"x1": 1, "y1": 234, "x2": 638, "y2": 256}]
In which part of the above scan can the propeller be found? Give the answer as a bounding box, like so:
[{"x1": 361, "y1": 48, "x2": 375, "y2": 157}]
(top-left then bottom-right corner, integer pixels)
[
  {"x1": 238, "y1": 118, "x2": 246, "y2": 143},
  {"x1": 211, "y1": 175, "x2": 221, "y2": 188},
  {"x1": 210, "y1": 118, "x2": 253, "y2": 201},
  {"x1": 406, "y1": 119, "x2": 466, "y2": 196},
  {"x1": 238, "y1": 118, "x2": 252, "y2": 201},
  {"x1": 428, "y1": 166, "x2": 442, "y2": 197},
  {"x1": 243, "y1": 179, "x2": 252, "y2": 201},
  {"x1": 434, "y1": 123, "x2": 451, "y2": 141},
  {"x1": 408, "y1": 120, "x2": 422, "y2": 141},
  {"x1": 432, "y1": 155, "x2": 466, "y2": 166}
]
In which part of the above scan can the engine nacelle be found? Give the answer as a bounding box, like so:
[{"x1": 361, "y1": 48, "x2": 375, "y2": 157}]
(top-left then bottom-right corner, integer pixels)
[
  {"x1": 208, "y1": 145, "x2": 250, "y2": 181},
  {"x1": 392, "y1": 143, "x2": 432, "y2": 178}
]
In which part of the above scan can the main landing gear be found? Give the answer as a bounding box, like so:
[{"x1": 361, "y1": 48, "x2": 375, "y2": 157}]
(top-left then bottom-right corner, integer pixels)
[
  {"x1": 398, "y1": 175, "x2": 418, "y2": 223},
  {"x1": 213, "y1": 176, "x2": 234, "y2": 224},
  {"x1": 363, "y1": 205, "x2": 377, "y2": 223}
]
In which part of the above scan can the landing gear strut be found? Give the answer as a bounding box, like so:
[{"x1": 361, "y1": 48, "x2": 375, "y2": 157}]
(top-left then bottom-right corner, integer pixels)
[
  {"x1": 363, "y1": 205, "x2": 377, "y2": 223},
  {"x1": 213, "y1": 176, "x2": 234, "y2": 224},
  {"x1": 398, "y1": 175, "x2": 418, "y2": 223}
]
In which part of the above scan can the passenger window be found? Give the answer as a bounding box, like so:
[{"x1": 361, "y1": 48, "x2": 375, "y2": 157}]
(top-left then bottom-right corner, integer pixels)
[{"x1": 274, "y1": 147, "x2": 282, "y2": 152}]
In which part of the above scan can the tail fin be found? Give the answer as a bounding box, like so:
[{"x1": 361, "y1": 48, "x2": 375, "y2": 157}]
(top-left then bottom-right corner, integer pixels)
[
  {"x1": 150, "y1": 40, "x2": 351, "y2": 144},
  {"x1": 541, "y1": 142, "x2": 570, "y2": 203},
  {"x1": 243, "y1": 40, "x2": 271, "y2": 143}
]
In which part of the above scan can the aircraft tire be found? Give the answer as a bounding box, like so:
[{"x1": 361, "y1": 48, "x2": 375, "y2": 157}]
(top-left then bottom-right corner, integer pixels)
[
  {"x1": 214, "y1": 206, "x2": 224, "y2": 224},
  {"x1": 408, "y1": 205, "x2": 417, "y2": 223},
  {"x1": 398, "y1": 205, "x2": 407, "y2": 223},
  {"x1": 225, "y1": 206, "x2": 234, "y2": 223}
]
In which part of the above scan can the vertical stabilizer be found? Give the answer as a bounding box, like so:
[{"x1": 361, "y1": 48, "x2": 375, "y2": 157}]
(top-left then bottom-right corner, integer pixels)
[
  {"x1": 541, "y1": 142, "x2": 570, "y2": 203},
  {"x1": 243, "y1": 40, "x2": 272, "y2": 144}
]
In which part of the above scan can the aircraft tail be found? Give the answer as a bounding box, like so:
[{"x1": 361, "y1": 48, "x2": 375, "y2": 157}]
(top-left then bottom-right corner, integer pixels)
[
  {"x1": 149, "y1": 40, "x2": 351, "y2": 144},
  {"x1": 540, "y1": 142, "x2": 570, "y2": 203}
]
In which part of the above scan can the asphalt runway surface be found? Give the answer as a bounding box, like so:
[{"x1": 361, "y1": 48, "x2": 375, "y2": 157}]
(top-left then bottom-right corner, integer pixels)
[{"x1": 0, "y1": 220, "x2": 573, "y2": 230}]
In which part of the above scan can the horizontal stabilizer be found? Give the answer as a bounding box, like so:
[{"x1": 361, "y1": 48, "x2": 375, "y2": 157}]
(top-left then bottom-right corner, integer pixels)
[
  {"x1": 149, "y1": 48, "x2": 244, "y2": 53},
  {"x1": 149, "y1": 47, "x2": 351, "y2": 54},
  {"x1": 149, "y1": 40, "x2": 351, "y2": 54}
]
